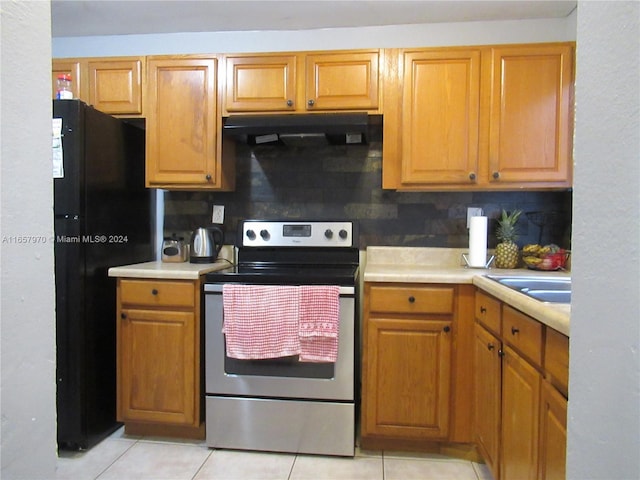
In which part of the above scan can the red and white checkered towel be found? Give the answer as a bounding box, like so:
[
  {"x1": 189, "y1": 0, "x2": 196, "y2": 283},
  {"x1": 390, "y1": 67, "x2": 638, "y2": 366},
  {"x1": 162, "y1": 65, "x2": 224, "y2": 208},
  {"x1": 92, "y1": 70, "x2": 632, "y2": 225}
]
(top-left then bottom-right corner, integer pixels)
[
  {"x1": 222, "y1": 284, "x2": 301, "y2": 359},
  {"x1": 299, "y1": 286, "x2": 340, "y2": 363}
]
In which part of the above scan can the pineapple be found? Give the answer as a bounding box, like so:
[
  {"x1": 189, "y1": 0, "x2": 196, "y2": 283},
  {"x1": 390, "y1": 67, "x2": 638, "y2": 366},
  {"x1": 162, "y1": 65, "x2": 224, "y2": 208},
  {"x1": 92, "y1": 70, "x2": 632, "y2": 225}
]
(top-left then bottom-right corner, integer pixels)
[{"x1": 495, "y1": 209, "x2": 522, "y2": 268}]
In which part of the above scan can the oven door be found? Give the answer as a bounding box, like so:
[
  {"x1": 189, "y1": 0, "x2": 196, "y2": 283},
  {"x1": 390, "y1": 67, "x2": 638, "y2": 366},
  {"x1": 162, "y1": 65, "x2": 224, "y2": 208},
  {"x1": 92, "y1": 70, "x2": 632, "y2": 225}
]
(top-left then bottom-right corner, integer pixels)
[{"x1": 204, "y1": 284, "x2": 355, "y2": 401}]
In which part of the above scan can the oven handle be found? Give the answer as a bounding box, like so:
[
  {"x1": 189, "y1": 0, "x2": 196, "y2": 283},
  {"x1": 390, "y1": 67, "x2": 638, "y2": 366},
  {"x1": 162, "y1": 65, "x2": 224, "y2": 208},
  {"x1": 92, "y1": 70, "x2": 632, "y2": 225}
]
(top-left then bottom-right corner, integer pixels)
[{"x1": 204, "y1": 284, "x2": 355, "y2": 295}]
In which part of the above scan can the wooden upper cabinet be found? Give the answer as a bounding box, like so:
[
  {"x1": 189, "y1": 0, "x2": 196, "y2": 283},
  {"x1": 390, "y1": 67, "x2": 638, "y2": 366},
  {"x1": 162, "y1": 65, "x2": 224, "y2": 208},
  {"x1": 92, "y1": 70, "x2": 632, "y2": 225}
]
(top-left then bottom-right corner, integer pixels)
[
  {"x1": 383, "y1": 43, "x2": 575, "y2": 191},
  {"x1": 399, "y1": 49, "x2": 481, "y2": 185},
  {"x1": 146, "y1": 56, "x2": 228, "y2": 189},
  {"x1": 305, "y1": 51, "x2": 379, "y2": 110},
  {"x1": 223, "y1": 50, "x2": 380, "y2": 114},
  {"x1": 488, "y1": 44, "x2": 574, "y2": 186},
  {"x1": 87, "y1": 58, "x2": 144, "y2": 115},
  {"x1": 53, "y1": 57, "x2": 144, "y2": 116},
  {"x1": 224, "y1": 54, "x2": 297, "y2": 112},
  {"x1": 52, "y1": 59, "x2": 83, "y2": 100}
]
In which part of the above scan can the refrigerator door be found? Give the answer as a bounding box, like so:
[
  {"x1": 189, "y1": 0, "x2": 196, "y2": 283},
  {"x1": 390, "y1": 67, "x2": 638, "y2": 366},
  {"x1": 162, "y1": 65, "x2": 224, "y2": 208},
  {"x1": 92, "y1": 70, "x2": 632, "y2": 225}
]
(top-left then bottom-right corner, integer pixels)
[
  {"x1": 53, "y1": 100, "x2": 84, "y2": 217},
  {"x1": 54, "y1": 216, "x2": 87, "y2": 448},
  {"x1": 53, "y1": 100, "x2": 154, "y2": 450}
]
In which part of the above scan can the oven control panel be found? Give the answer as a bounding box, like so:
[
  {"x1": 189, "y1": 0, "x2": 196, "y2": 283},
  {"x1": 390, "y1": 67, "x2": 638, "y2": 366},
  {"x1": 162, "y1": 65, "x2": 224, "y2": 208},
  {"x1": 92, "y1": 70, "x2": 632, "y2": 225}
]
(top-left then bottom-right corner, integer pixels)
[{"x1": 240, "y1": 221, "x2": 356, "y2": 247}]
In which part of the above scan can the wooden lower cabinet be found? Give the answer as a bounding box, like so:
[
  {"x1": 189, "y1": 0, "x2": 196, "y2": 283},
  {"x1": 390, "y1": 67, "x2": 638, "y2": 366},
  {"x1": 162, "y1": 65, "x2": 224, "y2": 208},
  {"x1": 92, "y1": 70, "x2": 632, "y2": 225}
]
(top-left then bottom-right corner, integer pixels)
[
  {"x1": 365, "y1": 317, "x2": 451, "y2": 439},
  {"x1": 474, "y1": 290, "x2": 569, "y2": 480},
  {"x1": 538, "y1": 380, "x2": 568, "y2": 480},
  {"x1": 116, "y1": 278, "x2": 204, "y2": 438},
  {"x1": 473, "y1": 323, "x2": 501, "y2": 478},
  {"x1": 501, "y1": 345, "x2": 541, "y2": 480},
  {"x1": 361, "y1": 283, "x2": 476, "y2": 456}
]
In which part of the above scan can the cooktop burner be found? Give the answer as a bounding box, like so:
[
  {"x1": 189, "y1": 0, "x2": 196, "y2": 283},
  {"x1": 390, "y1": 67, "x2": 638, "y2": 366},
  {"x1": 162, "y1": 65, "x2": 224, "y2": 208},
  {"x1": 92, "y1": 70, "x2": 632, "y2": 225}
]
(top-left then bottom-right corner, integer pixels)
[{"x1": 205, "y1": 264, "x2": 359, "y2": 286}]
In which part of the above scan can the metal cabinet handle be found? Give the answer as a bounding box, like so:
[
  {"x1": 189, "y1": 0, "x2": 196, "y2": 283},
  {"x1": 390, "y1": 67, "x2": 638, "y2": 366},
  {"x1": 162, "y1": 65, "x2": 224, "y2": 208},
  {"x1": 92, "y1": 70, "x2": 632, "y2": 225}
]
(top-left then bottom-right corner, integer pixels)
[
  {"x1": 511, "y1": 326, "x2": 519, "y2": 335},
  {"x1": 205, "y1": 174, "x2": 212, "y2": 181},
  {"x1": 286, "y1": 99, "x2": 293, "y2": 107},
  {"x1": 487, "y1": 343, "x2": 495, "y2": 351},
  {"x1": 307, "y1": 99, "x2": 315, "y2": 107},
  {"x1": 151, "y1": 289, "x2": 159, "y2": 295},
  {"x1": 120, "y1": 312, "x2": 127, "y2": 319},
  {"x1": 469, "y1": 172, "x2": 476, "y2": 181},
  {"x1": 480, "y1": 306, "x2": 487, "y2": 314},
  {"x1": 408, "y1": 296, "x2": 415, "y2": 303},
  {"x1": 443, "y1": 325, "x2": 451, "y2": 333},
  {"x1": 492, "y1": 171, "x2": 500, "y2": 180},
  {"x1": 498, "y1": 349, "x2": 505, "y2": 357}
]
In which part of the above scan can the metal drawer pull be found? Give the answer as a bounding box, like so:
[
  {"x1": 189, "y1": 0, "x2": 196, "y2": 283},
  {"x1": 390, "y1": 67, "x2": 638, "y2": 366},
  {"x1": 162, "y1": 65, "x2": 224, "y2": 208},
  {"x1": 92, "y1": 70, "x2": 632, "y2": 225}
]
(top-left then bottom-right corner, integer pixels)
[
  {"x1": 443, "y1": 326, "x2": 451, "y2": 333},
  {"x1": 408, "y1": 296, "x2": 415, "y2": 303},
  {"x1": 151, "y1": 289, "x2": 159, "y2": 295},
  {"x1": 487, "y1": 343, "x2": 495, "y2": 351},
  {"x1": 511, "y1": 326, "x2": 519, "y2": 335},
  {"x1": 480, "y1": 306, "x2": 487, "y2": 313}
]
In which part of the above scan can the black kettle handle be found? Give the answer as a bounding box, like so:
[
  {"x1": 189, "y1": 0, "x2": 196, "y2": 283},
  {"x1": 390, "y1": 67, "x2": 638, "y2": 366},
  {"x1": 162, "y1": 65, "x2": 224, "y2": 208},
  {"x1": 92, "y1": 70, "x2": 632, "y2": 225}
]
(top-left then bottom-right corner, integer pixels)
[{"x1": 209, "y1": 226, "x2": 224, "y2": 255}]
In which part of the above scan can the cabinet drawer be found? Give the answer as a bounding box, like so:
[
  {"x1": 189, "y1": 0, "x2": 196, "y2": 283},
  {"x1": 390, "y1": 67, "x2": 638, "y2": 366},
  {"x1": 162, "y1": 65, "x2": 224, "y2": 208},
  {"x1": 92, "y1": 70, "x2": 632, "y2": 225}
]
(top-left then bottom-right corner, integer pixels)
[
  {"x1": 120, "y1": 279, "x2": 195, "y2": 308},
  {"x1": 502, "y1": 305, "x2": 543, "y2": 367},
  {"x1": 369, "y1": 285, "x2": 454, "y2": 314},
  {"x1": 545, "y1": 328, "x2": 569, "y2": 396},
  {"x1": 475, "y1": 290, "x2": 501, "y2": 335}
]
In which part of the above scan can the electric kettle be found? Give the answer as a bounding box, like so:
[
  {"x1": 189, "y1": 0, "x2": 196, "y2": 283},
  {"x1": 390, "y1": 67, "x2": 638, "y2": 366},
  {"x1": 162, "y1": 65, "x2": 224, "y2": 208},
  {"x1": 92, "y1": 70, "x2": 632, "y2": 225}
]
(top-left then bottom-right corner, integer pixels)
[{"x1": 189, "y1": 226, "x2": 224, "y2": 263}]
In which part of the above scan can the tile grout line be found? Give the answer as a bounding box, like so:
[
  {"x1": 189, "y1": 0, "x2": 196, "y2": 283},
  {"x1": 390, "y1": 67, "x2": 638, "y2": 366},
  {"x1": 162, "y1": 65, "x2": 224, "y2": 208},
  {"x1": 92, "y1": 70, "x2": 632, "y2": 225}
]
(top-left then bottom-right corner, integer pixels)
[
  {"x1": 93, "y1": 437, "x2": 140, "y2": 480},
  {"x1": 287, "y1": 454, "x2": 299, "y2": 480},
  {"x1": 190, "y1": 447, "x2": 215, "y2": 480}
]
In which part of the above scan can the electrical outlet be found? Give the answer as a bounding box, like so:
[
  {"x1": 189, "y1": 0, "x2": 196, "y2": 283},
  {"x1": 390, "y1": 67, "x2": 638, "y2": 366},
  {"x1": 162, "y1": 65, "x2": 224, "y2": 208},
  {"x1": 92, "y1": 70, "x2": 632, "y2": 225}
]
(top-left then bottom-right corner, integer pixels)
[
  {"x1": 467, "y1": 207, "x2": 484, "y2": 228},
  {"x1": 212, "y1": 205, "x2": 225, "y2": 224}
]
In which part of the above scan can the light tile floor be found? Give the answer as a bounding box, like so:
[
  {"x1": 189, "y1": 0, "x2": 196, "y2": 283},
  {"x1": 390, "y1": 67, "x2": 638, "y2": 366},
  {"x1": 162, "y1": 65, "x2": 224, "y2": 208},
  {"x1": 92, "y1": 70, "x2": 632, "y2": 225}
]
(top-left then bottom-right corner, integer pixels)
[{"x1": 56, "y1": 427, "x2": 494, "y2": 480}]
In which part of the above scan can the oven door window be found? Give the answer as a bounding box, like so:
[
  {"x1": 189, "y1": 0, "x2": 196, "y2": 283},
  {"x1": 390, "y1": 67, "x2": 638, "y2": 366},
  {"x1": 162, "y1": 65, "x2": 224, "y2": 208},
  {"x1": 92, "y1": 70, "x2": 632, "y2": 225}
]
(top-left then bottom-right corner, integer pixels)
[{"x1": 224, "y1": 353, "x2": 335, "y2": 379}]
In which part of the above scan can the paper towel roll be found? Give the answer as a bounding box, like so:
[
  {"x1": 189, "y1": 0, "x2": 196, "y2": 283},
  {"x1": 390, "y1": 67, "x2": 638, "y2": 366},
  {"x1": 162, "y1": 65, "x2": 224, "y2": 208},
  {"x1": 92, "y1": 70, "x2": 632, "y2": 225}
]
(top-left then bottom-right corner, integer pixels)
[{"x1": 469, "y1": 216, "x2": 488, "y2": 267}]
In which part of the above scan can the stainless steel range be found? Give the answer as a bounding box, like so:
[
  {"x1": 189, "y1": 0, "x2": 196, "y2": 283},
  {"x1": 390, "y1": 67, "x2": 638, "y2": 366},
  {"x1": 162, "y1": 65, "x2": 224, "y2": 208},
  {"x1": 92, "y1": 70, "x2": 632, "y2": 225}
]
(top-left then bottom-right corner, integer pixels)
[{"x1": 203, "y1": 220, "x2": 359, "y2": 457}]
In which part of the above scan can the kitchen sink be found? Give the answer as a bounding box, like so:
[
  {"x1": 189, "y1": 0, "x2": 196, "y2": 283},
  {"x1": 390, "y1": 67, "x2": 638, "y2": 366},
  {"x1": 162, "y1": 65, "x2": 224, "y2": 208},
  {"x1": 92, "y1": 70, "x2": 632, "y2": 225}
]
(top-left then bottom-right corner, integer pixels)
[{"x1": 486, "y1": 275, "x2": 571, "y2": 304}]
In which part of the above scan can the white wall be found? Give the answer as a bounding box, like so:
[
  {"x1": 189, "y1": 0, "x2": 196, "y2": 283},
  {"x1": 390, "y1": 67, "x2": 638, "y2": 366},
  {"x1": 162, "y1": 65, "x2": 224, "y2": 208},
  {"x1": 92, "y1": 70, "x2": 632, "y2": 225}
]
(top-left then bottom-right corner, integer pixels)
[
  {"x1": 52, "y1": 14, "x2": 576, "y2": 57},
  {"x1": 0, "y1": 1, "x2": 57, "y2": 479},
  {"x1": 569, "y1": 2, "x2": 640, "y2": 479}
]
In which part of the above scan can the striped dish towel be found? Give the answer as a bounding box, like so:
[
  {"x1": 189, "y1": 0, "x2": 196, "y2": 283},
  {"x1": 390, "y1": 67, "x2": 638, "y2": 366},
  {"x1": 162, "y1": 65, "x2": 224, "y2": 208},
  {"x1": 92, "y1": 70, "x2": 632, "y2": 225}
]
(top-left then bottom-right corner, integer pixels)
[
  {"x1": 222, "y1": 284, "x2": 301, "y2": 359},
  {"x1": 298, "y1": 286, "x2": 340, "y2": 363}
]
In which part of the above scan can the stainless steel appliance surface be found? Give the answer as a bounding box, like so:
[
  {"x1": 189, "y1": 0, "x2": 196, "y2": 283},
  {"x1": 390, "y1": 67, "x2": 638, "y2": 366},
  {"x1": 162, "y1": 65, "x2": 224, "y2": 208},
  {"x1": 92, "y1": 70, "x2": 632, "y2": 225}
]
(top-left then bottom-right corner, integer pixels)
[
  {"x1": 204, "y1": 220, "x2": 359, "y2": 457},
  {"x1": 190, "y1": 226, "x2": 224, "y2": 263},
  {"x1": 161, "y1": 236, "x2": 187, "y2": 262}
]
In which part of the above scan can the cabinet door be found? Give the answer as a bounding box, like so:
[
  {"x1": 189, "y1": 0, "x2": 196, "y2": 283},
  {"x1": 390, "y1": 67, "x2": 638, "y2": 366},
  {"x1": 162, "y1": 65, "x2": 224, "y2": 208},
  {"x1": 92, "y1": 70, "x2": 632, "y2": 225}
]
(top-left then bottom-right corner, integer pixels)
[
  {"x1": 118, "y1": 308, "x2": 197, "y2": 426},
  {"x1": 224, "y1": 54, "x2": 297, "y2": 112},
  {"x1": 52, "y1": 59, "x2": 83, "y2": 100},
  {"x1": 146, "y1": 57, "x2": 218, "y2": 186},
  {"x1": 538, "y1": 381, "x2": 567, "y2": 480},
  {"x1": 400, "y1": 49, "x2": 480, "y2": 185},
  {"x1": 501, "y1": 345, "x2": 541, "y2": 480},
  {"x1": 473, "y1": 323, "x2": 501, "y2": 480},
  {"x1": 364, "y1": 318, "x2": 451, "y2": 439},
  {"x1": 87, "y1": 58, "x2": 143, "y2": 115},
  {"x1": 488, "y1": 44, "x2": 573, "y2": 185},
  {"x1": 305, "y1": 51, "x2": 379, "y2": 110}
]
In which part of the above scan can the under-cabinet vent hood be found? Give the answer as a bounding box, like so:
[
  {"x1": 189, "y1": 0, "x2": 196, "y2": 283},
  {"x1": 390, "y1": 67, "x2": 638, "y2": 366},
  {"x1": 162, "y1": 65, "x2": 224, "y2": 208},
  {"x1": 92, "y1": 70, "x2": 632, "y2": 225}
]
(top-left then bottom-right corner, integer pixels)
[{"x1": 222, "y1": 113, "x2": 371, "y2": 145}]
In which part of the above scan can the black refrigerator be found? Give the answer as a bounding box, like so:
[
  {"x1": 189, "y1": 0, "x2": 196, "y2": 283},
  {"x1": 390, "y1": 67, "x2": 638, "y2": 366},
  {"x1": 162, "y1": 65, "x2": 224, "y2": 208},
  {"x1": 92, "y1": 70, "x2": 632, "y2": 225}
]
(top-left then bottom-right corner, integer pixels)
[{"x1": 53, "y1": 100, "x2": 155, "y2": 450}]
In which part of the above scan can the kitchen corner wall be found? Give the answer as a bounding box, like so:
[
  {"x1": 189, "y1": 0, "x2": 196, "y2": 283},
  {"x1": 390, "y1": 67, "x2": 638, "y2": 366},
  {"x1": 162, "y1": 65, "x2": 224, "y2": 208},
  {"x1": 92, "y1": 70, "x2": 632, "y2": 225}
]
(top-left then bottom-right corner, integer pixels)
[{"x1": 163, "y1": 125, "x2": 572, "y2": 249}]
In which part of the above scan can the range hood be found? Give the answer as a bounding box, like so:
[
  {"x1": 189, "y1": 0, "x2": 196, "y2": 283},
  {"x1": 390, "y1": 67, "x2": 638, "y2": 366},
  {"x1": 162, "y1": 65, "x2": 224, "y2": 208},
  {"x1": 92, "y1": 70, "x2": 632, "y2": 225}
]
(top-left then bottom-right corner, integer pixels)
[{"x1": 222, "y1": 113, "x2": 370, "y2": 145}]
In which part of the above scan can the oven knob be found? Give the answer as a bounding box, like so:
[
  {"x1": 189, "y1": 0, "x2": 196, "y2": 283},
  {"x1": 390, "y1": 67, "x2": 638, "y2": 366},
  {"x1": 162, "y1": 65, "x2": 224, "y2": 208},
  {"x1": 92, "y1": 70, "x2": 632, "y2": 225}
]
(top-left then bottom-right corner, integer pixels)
[
  {"x1": 246, "y1": 229, "x2": 256, "y2": 240},
  {"x1": 260, "y1": 229, "x2": 270, "y2": 240},
  {"x1": 324, "y1": 229, "x2": 334, "y2": 239},
  {"x1": 339, "y1": 229, "x2": 348, "y2": 239}
]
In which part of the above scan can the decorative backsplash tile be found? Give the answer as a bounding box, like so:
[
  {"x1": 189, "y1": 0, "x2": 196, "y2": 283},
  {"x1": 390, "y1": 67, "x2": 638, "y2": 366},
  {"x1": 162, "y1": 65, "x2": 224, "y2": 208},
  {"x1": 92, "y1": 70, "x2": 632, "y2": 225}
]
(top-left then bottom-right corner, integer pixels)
[{"x1": 164, "y1": 127, "x2": 572, "y2": 250}]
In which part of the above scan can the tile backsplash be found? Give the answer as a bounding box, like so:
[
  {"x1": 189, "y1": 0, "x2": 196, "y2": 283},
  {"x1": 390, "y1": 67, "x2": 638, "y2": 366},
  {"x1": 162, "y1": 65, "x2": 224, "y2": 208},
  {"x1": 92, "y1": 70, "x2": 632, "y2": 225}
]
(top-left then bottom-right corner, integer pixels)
[{"x1": 163, "y1": 127, "x2": 572, "y2": 250}]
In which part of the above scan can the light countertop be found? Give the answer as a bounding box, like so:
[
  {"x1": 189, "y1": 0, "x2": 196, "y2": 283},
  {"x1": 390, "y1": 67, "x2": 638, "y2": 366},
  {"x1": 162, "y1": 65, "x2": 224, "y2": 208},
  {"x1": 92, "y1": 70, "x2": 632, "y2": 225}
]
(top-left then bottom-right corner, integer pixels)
[
  {"x1": 364, "y1": 246, "x2": 570, "y2": 336},
  {"x1": 108, "y1": 259, "x2": 232, "y2": 280}
]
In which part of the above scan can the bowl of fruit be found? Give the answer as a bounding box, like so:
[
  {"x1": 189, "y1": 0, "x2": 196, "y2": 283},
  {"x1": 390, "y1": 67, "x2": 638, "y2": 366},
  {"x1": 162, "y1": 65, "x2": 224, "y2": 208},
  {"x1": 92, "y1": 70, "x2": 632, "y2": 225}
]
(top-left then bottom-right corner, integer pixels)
[{"x1": 521, "y1": 244, "x2": 570, "y2": 271}]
